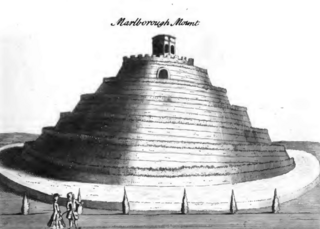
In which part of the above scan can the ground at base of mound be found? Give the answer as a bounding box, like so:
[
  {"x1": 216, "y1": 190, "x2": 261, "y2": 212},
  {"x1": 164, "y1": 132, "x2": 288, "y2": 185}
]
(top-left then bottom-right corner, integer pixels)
[
  {"x1": 1, "y1": 213, "x2": 320, "y2": 229},
  {"x1": 1, "y1": 173, "x2": 319, "y2": 229}
]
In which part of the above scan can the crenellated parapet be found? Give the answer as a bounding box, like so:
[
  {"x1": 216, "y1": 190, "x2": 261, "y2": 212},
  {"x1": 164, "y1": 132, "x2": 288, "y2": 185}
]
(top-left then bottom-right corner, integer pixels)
[
  {"x1": 122, "y1": 54, "x2": 193, "y2": 64},
  {"x1": 122, "y1": 54, "x2": 205, "y2": 72}
]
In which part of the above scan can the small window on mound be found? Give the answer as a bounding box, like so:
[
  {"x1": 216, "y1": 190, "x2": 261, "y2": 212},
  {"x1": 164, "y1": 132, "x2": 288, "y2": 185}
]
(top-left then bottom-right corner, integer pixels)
[
  {"x1": 158, "y1": 69, "x2": 169, "y2": 79},
  {"x1": 171, "y1": 45, "x2": 175, "y2": 54},
  {"x1": 165, "y1": 44, "x2": 169, "y2": 53}
]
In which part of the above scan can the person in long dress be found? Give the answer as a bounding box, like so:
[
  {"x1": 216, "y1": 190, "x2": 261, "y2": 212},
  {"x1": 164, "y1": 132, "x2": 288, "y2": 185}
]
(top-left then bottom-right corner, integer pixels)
[
  {"x1": 66, "y1": 192, "x2": 82, "y2": 228},
  {"x1": 47, "y1": 193, "x2": 65, "y2": 228}
]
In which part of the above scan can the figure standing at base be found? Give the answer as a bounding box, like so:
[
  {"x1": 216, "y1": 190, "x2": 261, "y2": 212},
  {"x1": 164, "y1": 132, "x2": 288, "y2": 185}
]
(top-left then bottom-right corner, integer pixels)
[
  {"x1": 47, "y1": 193, "x2": 65, "y2": 229},
  {"x1": 66, "y1": 192, "x2": 83, "y2": 228}
]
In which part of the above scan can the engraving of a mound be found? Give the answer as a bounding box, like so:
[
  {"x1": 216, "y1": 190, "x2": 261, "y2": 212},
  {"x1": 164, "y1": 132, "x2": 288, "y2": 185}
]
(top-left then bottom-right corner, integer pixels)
[
  {"x1": 18, "y1": 35, "x2": 295, "y2": 186},
  {"x1": 1, "y1": 35, "x2": 313, "y2": 211}
]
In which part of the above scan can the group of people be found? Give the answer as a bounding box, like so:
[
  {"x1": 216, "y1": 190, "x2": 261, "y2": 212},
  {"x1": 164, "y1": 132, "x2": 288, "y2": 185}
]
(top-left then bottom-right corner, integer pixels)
[{"x1": 47, "y1": 192, "x2": 83, "y2": 229}]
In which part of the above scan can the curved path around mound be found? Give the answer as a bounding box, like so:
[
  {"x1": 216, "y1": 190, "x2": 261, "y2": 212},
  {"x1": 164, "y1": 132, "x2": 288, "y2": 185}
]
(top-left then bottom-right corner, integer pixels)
[{"x1": 0, "y1": 143, "x2": 319, "y2": 211}]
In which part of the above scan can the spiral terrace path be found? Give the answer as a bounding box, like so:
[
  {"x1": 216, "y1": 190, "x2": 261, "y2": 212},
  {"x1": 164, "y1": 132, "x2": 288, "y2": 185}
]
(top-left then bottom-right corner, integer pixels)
[
  {"x1": 17, "y1": 35, "x2": 296, "y2": 187},
  {"x1": 19, "y1": 52, "x2": 295, "y2": 186},
  {"x1": 0, "y1": 144, "x2": 318, "y2": 211}
]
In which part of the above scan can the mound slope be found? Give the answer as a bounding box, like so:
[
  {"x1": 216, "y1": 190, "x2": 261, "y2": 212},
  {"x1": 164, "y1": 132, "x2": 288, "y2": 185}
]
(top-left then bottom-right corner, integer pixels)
[{"x1": 21, "y1": 35, "x2": 295, "y2": 185}]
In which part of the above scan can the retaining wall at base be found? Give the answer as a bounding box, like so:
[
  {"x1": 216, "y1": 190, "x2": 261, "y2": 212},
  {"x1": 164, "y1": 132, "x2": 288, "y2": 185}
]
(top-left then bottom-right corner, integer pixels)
[
  {"x1": 24, "y1": 145, "x2": 294, "y2": 177},
  {"x1": 22, "y1": 143, "x2": 295, "y2": 186}
]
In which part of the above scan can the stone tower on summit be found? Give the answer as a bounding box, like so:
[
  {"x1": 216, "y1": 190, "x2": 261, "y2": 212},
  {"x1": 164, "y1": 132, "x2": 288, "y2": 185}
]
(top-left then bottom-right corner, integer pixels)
[{"x1": 22, "y1": 35, "x2": 295, "y2": 186}]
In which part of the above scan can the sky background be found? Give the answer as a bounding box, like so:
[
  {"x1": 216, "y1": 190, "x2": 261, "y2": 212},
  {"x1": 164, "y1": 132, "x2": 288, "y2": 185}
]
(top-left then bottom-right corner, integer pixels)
[{"x1": 0, "y1": 0, "x2": 319, "y2": 142}]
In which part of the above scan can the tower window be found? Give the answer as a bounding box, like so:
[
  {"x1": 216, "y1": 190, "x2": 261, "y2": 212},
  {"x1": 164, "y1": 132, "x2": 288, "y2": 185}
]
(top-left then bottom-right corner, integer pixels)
[
  {"x1": 153, "y1": 42, "x2": 163, "y2": 57},
  {"x1": 165, "y1": 44, "x2": 169, "y2": 53},
  {"x1": 158, "y1": 69, "x2": 169, "y2": 79},
  {"x1": 171, "y1": 45, "x2": 175, "y2": 54}
]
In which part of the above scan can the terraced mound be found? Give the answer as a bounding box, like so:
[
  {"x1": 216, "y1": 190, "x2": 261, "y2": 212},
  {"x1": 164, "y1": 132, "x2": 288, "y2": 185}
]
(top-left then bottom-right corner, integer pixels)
[{"x1": 21, "y1": 35, "x2": 295, "y2": 186}]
